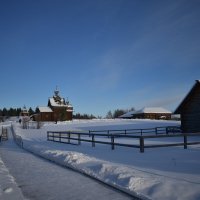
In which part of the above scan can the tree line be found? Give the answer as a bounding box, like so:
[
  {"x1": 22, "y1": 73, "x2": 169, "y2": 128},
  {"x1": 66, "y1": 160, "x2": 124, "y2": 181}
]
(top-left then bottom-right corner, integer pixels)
[
  {"x1": 73, "y1": 113, "x2": 96, "y2": 119},
  {"x1": 106, "y1": 107, "x2": 135, "y2": 119},
  {"x1": 0, "y1": 107, "x2": 134, "y2": 119},
  {"x1": 0, "y1": 107, "x2": 35, "y2": 117},
  {"x1": 0, "y1": 107, "x2": 97, "y2": 119}
]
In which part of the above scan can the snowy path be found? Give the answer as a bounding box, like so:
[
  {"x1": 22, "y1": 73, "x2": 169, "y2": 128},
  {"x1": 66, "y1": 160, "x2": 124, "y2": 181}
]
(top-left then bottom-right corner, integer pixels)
[{"x1": 0, "y1": 130, "x2": 134, "y2": 200}]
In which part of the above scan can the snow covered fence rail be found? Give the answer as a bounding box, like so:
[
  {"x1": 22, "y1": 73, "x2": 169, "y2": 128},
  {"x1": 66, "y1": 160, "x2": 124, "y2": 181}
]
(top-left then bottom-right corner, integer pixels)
[
  {"x1": 47, "y1": 127, "x2": 198, "y2": 153},
  {"x1": 47, "y1": 131, "x2": 140, "y2": 148},
  {"x1": 11, "y1": 124, "x2": 23, "y2": 148},
  {"x1": 139, "y1": 133, "x2": 200, "y2": 152}
]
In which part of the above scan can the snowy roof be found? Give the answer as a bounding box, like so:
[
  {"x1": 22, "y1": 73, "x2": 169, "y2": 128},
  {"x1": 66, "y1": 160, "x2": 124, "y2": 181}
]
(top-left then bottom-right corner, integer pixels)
[
  {"x1": 119, "y1": 110, "x2": 136, "y2": 118},
  {"x1": 135, "y1": 107, "x2": 172, "y2": 114},
  {"x1": 119, "y1": 107, "x2": 171, "y2": 118},
  {"x1": 175, "y1": 80, "x2": 200, "y2": 114},
  {"x1": 38, "y1": 106, "x2": 53, "y2": 113},
  {"x1": 49, "y1": 98, "x2": 68, "y2": 107}
]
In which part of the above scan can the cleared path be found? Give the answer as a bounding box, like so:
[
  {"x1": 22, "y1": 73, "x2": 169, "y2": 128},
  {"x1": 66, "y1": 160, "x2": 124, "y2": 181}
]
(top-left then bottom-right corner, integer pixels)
[{"x1": 0, "y1": 129, "x2": 134, "y2": 200}]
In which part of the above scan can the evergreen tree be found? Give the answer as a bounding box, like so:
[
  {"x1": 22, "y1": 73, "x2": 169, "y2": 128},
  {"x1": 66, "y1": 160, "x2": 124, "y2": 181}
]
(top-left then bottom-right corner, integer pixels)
[
  {"x1": 73, "y1": 113, "x2": 96, "y2": 119},
  {"x1": 28, "y1": 107, "x2": 34, "y2": 115},
  {"x1": 113, "y1": 109, "x2": 126, "y2": 118},
  {"x1": 2, "y1": 108, "x2": 8, "y2": 116},
  {"x1": 17, "y1": 108, "x2": 22, "y2": 116},
  {"x1": 106, "y1": 110, "x2": 113, "y2": 119},
  {"x1": 35, "y1": 107, "x2": 40, "y2": 113},
  {"x1": 60, "y1": 109, "x2": 67, "y2": 121}
]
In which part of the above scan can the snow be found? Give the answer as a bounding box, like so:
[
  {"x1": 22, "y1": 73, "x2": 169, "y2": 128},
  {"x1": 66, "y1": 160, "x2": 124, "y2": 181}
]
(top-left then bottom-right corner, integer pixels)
[
  {"x1": 1, "y1": 119, "x2": 200, "y2": 200},
  {"x1": 135, "y1": 107, "x2": 172, "y2": 114},
  {"x1": 0, "y1": 156, "x2": 24, "y2": 200},
  {"x1": 119, "y1": 110, "x2": 136, "y2": 118},
  {"x1": 38, "y1": 106, "x2": 53, "y2": 112},
  {"x1": 119, "y1": 107, "x2": 171, "y2": 118},
  {"x1": 49, "y1": 97, "x2": 68, "y2": 107},
  {"x1": 0, "y1": 132, "x2": 131, "y2": 200}
]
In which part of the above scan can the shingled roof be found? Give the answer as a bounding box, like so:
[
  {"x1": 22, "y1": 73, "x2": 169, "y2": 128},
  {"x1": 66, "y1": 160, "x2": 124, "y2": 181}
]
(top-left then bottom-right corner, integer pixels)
[{"x1": 174, "y1": 80, "x2": 200, "y2": 114}]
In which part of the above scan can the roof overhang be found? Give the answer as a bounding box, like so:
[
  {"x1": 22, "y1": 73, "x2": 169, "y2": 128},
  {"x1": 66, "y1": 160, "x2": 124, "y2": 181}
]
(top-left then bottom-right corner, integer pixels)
[{"x1": 174, "y1": 80, "x2": 200, "y2": 114}]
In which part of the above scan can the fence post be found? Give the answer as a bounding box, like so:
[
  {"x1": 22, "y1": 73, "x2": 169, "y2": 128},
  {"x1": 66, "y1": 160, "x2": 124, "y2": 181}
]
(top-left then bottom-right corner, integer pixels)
[
  {"x1": 111, "y1": 135, "x2": 115, "y2": 150},
  {"x1": 52, "y1": 132, "x2": 55, "y2": 141},
  {"x1": 78, "y1": 134, "x2": 81, "y2": 145},
  {"x1": 166, "y1": 127, "x2": 168, "y2": 135},
  {"x1": 125, "y1": 130, "x2": 126, "y2": 135},
  {"x1": 68, "y1": 131, "x2": 71, "y2": 143},
  {"x1": 184, "y1": 134, "x2": 187, "y2": 149},
  {"x1": 155, "y1": 127, "x2": 158, "y2": 135},
  {"x1": 6, "y1": 129, "x2": 8, "y2": 140},
  {"x1": 47, "y1": 132, "x2": 49, "y2": 140},
  {"x1": 140, "y1": 129, "x2": 143, "y2": 136},
  {"x1": 92, "y1": 134, "x2": 95, "y2": 147},
  {"x1": 140, "y1": 137, "x2": 144, "y2": 153},
  {"x1": 107, "y1": 130, "x2": 110, "y2": 138},
  {"x1": 59, "y1": 132, "x2": 61, "y2": 142}
]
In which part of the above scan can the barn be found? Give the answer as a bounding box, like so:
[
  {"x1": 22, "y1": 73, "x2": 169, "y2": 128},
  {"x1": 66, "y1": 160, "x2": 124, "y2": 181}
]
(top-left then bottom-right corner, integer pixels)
[
  {"x1": 120, "y1": 107, "x2": 172, "y2": 120},
  {"x1": 132, "y1": 107, "x2": 171, "y2": 120},
  {"x1": 174, "y1": 80, "x2": 200, "y2": 133}
]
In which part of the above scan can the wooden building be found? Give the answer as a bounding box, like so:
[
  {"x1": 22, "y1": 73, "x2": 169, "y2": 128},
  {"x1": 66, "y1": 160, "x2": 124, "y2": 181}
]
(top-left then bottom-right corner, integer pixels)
[
  {"x1": 37, "y1": 89, "x2": 73, "y2": 122},
  {"x1": 174, "y1": 80, "x2": 200, "y2": 133},
  {"x1": 37, "y1": 106, "x2": 53, "y2": 121},
  {"x1": 20, "y1": 106, "x2": 29, "y2": 117},
  {"x1": 120, "y1": 107, "x2": 171, "y2": 120}
]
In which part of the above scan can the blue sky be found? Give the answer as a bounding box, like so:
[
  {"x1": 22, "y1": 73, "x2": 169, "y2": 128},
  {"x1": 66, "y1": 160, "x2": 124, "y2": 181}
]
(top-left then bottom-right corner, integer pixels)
[{"x1": 0, "y1": 0, "x2": 200, "y2": 117}]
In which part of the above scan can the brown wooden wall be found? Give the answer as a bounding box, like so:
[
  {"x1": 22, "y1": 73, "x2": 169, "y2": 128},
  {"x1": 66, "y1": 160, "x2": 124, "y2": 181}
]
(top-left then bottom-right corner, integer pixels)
[
  {"x1": 181, "y1": 86, "x2": 200, "y2": 133},
  {"x1": 40, "y1": 112, "x2": 53, "y2": 121},
  {"x1": 133, "y1": 113, "x2": 171, "y2": 120},
  {"x1": 52, "y1": 107, "x2": 72, "y2": 121}
]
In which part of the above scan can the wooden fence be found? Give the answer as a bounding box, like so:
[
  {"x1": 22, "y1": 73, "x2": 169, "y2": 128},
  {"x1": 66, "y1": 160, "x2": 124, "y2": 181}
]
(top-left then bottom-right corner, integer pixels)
[
  {"x1": 11, "y1": 125, "x2": 23, "y2": 148},
  {"x1": 46, "y1": 126, "x2": 200, "y2": 153},
  {"x1": 88, "y1": 125, "x2": 181, "y2": 136},
  {"x1": 0, "y1": 126, "x2": 8, "y2": 141}
]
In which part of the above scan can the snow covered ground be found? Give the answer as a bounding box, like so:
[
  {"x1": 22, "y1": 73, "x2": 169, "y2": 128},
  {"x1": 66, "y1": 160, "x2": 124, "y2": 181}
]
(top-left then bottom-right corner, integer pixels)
[
  {"x1": 0, "y1": 129, "x2": 132, "y2": 200},
  {"x1": 0, "y1": 155, "x2": 24, "y2": 200},
  {"x1": 1, "y1": 119, "x2": 200, "y2": 200}
]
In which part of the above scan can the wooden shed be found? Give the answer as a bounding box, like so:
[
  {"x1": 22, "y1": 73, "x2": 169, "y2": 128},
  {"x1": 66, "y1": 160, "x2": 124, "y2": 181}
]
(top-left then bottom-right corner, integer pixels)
[{"x1": 174, "y1": 80, "x2": 200, "y2": 133}]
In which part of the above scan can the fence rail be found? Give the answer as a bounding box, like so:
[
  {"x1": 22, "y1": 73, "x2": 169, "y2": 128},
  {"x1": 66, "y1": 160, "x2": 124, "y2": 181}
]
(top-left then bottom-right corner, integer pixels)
[
  {"x1": 0, "y1": 126, "x2": 8, "y2": 141},
  {"x1": 46, "y1": 126, "x2": 200, "y2": 153},
  {"x1": 11, "y1": 124, "x2": 23, "y2": 148},
  {"x1": 88, "y1": 125, "x2": 181, "y2": 136}
]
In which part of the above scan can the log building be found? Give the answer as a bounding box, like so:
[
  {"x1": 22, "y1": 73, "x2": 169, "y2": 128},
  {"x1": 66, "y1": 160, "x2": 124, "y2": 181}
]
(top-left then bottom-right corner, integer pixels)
[
  {"x1": 120, "y1": 107, "x2": 172, "y2": 120},
  {"x1": 175, "y1": 80, "x2": 200, "y2": 133},
  {"x1": 37, "y1": 89, "x2": 73, "y2": 122}
]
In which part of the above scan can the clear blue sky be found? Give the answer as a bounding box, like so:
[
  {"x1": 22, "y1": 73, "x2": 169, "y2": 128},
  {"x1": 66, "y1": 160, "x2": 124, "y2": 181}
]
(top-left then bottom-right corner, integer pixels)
[{"x1": 0, "y1": 0, "x2": 200, "y2": 117}]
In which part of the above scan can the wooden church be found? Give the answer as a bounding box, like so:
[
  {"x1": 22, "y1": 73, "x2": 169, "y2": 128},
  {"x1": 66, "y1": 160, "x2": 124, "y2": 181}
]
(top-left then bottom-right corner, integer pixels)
[{"x1": 36, "y1": 88, "x2": 73, "y2": 122}]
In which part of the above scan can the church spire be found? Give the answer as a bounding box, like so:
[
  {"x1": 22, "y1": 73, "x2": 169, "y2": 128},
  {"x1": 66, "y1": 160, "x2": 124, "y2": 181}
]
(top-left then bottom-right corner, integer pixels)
[{"x1": 54, "y1": 86, "x2": 59, "y2": 97}]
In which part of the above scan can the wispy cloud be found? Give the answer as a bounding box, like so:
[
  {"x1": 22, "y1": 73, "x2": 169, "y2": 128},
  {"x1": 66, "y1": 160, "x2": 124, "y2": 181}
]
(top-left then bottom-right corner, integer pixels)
[
  {"x1": 89, "y1": 48, "x2": 125, "y2": 90},
  {"x1": 146, "y1": 95, "x2": 183, "y2": 109},
  {"x1": 126, "y1": 0, "x2": 200, "y2": 71}
]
